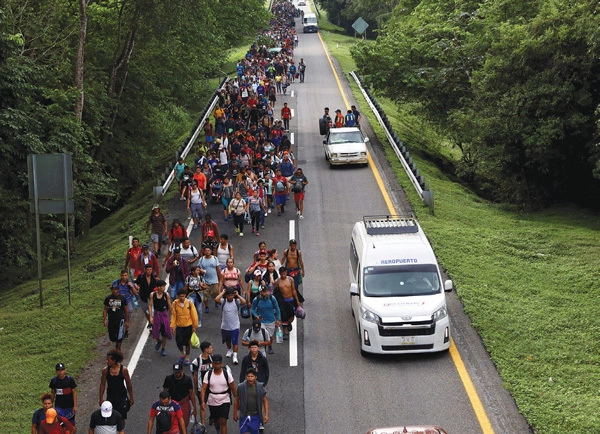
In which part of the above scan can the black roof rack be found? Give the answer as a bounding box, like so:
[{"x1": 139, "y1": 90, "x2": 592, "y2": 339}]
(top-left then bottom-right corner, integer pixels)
[{"x1": 363, "y1": 215, "x2": 419, "y2": 235}]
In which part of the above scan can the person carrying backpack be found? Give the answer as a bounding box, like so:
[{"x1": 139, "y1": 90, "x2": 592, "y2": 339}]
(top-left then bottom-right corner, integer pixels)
[
  {"x1": 241, "y1": 318, "x2": 273, "y2": 357},
  {"x1": 148, "y1": 390, "x2": 185, "y2": 434},
  {"x1": 200, "y1": 354, "x2": 237, "y2": 434},
  {"x1": 272, "y1": 169, "x2": 288, "y2": 216},
  {"x1": 250, "y1": 286, "x2": 281, "y2": 355}
]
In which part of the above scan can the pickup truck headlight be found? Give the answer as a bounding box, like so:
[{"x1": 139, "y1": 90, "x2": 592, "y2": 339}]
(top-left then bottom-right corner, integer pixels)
[
  {"x1": 360, "y1": 307, "x2": 381, "y2": 325},
  {"x1": 432, "y1": 306, "x2": 448, "y2": 323},
  {"x1": 331, "y1": 153, "x2": 338, "y2": 159}
]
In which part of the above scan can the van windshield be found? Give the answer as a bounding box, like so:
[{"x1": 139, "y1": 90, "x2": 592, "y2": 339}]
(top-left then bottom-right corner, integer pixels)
[
  {"x1": 363, "y1": 264, "x2": 441, "y2": 297},
  {"x1": 304, "y1": 16, "x2": 317, "y2": 24},
  {"x1": 330, "y1": 131, "x2": 363, "y2": 144}
]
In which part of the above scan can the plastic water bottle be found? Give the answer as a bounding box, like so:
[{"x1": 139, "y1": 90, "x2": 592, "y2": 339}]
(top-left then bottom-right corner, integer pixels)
[
  {"x1": 132, "y1": 296, "x2": 139, "y2": 310},
  {"x1": 275, "y1": 325, "x2": 283, "y2": 344}
]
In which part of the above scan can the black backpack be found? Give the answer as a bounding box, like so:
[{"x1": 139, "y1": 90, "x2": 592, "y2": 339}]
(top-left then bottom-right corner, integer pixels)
[{"x1": 156, "y1": 410, "x2": 172, "y2": 433}]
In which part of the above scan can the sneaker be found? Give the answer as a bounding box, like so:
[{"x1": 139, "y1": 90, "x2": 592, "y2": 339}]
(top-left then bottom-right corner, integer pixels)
[
  {"x1": 268, "y1": 209, "x2": 271, "y2": 214},
  {"x1": 205, "y1": 306, "x2": 210, "y2": 314},
  {"x1": 226, "y1": 349, "x2": 233, "y2": 358},
  {"x1": 299, "y1": 214, "x2": 304, "y2": 219},
  {"x1": 259, "y1": 423, "x2": 265, "y2": 431},
  {"x1": 193, "y1": 224, "x2": 198, "y2": 229},
  {"x1": 261, "y1": 225, "x2": 265, "y2": 229},
  {"x1": 184, "y1": 358, "x2": 191, "y2": 366},
  {"x1": 235, "y1": 227, "x2": 239, "y2": 233},
  {"x1": 161, "y1": 349, "x2": 167, "y2": 356},
  {"x1": 178, "y1": 357, "x2": 185, "y2": 363},
  {"x1": 180, "y1": 196, "x2": 186, "y2": 201},
  {"x1": 233, "y1": 354, "x2": 239, "y2": 365},
  {"x1": 239, "y1": 232, "x2": 244, "y2": 236},
  {"x1": 297, "y1": 210, "x2": 300, "y2": 215},
  {"x1": 155, "y1": 340, "x2": 161, "y2": 351},
  {"x1": 252, "y1": 228, "x2": 255, "y2": 233},
  {"x1": 256, "y1": 232, "x2": 260, "y2": 236},
  {"x1": 267, "y1": 346, "x2": 274, "y2": 355}
]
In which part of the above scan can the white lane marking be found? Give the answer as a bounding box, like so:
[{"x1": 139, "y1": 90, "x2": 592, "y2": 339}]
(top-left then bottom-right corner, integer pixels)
[
  {"x1": 291, "y1": 90, "x2": 295, "y2": 98},
  {"x1": 289, "y1": 219, "x2": 295, "y2": 242},
  {"x1": 291, "y1": 108, "x2": 295, "y2": 118},
  {"x1": 291, "y1": 133, "x2": 295, "y2": 145},
  {"x1": 186, "y1": 216, "x2": 194, "y2": 235},
  {"x1": 129, "y1": 282, "x2": 169, "y2": 377},
  {"x1": 288, "y1": 219, "x2": 298, "y2": 366}
]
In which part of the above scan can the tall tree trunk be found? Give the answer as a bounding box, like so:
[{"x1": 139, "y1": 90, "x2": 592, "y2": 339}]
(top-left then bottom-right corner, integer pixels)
[
  {"x1": 75, "y1": 0, "x2": 90, "y2": 121},
  {"x1": 73, "y1": 0, "x2": 91, "y2": 241}
]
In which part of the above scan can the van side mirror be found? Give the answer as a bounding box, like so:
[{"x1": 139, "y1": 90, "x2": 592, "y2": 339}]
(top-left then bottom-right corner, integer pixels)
[
  {"x1": 350, "y1": 283, "x2": 359, "y2": 296},
  {"x1": 323, "y1": 140, "x2": 327, "y2": 144},
  {"x1": 444, "y1": 280, "x2": 453, "y2": 292},
  {"x1": 364, "y1": 137, "x2": 370, "y2": 143}
]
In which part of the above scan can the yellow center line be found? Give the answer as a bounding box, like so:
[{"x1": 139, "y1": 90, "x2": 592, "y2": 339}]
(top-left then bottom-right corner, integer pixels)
[{"x1": 317, "y1": 29, "x2": 495, "y2": 434}]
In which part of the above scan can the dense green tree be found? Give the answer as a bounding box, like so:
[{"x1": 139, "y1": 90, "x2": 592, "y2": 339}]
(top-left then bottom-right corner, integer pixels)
[
  {"x1": 0, "y1": 0, "x2": 270, "y2": 284},
  {"x1": 353, "y1": 0, "x2": 600, "y2": 207}
]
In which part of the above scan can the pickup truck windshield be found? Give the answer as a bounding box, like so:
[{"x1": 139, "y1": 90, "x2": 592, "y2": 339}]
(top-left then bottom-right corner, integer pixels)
[
  {"x1": 329, "y1": 131, "x2": 364, "y2": 144},
  {"x1": 363, "y1": 264, "x2": 441, "y2": 297}
]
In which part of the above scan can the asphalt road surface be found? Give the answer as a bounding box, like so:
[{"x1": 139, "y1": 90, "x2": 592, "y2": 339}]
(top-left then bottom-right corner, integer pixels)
[{"x1": 117, "y1": 15, "x2": 532, "y2": 434}]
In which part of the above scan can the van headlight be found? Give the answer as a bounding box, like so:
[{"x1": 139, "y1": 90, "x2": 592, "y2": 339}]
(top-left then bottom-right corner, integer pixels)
[
  {"x1": 360, "y1": 307, "x2": 381, "y2": 325},
  {"x1": 331, "y1": 153, "x2": 338, "y2": 159},
  {"x1": 432, "y1": 306, "x2": 448, "y2": 323}
]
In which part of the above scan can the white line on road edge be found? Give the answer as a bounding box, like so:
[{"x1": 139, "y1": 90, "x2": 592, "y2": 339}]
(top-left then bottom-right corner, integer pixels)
[
  {"x1": 128, "y1": 282, "x2": 169, "y2": 377},
  {"x1": 288, "y1": 219, "x2": 298, "y2": 366},
  {"x1": 291, "y1": 90, "x2": 295, "y2": 98},
  {"x1": 291, "y1": 133, "x2": 295, "y2": 145},
  {"x1": 291, "y1": 108, "x2": 295, "y2": 119}
]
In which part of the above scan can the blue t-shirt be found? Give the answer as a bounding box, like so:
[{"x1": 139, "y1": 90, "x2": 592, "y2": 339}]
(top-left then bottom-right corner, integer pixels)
[
  {"x1": 251, "y1": 295, "x2": 281, "y2": 323},
  {"x1": 199, "y1": 256, "x2": 219, "y2": 284},
  {"x1": 112, "y1": 279, "x2": 133, "y2": 303},
  {"x1": 279, "y1": 161, "x2": 295, "y2": 177}
]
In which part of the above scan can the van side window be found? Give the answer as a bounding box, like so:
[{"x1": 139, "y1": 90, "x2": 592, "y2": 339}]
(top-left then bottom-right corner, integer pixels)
[{"x1": 350, "y1": 240, "x2": 359, "y2": 278}]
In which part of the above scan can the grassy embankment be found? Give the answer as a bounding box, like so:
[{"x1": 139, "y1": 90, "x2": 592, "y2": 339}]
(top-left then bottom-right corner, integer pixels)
[
  {"x1": 317, "y1": 10, "x2": 600, "y2": 434},
  {"x1": 0, "y1": 62, "x2": 246, "y2": 433}
]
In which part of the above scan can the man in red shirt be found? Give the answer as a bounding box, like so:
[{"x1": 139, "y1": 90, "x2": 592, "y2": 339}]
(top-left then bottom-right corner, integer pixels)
[
  {"x1": 280, "y1": 102, "x2": 291, "y2": 131},
  {"x1": 193, "y1": 166, "x2": 207, "y2": 192},
  {"x1": 125, "y1": 237, "x2": 143, "y2": 279},
  {"x1": 38, "y1": 408, "x2": 74, "y2": 434}
]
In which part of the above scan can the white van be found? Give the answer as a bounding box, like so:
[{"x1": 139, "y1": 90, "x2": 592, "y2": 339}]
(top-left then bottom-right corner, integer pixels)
[
  {"x1": 303, "y1": 13, "x2": 318, "y2": 33},
  {"x1": 350, "y1": 215, "x2": 453, "y2": 355}
]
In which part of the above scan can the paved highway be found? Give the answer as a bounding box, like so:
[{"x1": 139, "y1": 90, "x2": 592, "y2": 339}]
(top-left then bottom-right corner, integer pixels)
[{"x1": 117, "y1": 13, "x2": 532, "y2": 434}]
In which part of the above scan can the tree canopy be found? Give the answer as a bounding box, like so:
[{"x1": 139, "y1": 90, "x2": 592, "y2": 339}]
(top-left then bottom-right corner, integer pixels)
[
  {"x1": 352, "y1": 0, "x2": 600, "y2": 207},
  {"x1": 0, "y1": 0, "x2": 270, "y2": 282}
]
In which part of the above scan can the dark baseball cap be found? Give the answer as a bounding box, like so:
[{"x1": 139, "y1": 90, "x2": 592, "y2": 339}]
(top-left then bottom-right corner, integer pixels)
[
  {"x1": 212, "y1": 354, "x2": 223, "y2": 363},
  {"x1": 173, "y1": 363, "x2": 183, "y2": 372},
  {"x1": 252, "y1": 319, "x2": 262, "y2": 329},
  {"x1": 55, "y1": 363, "x2": 65, "y2": 371}
]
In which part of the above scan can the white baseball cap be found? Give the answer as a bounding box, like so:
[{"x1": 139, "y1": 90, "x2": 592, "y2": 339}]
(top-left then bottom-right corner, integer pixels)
[{"x1": 101, "y1": 401, "x2": 113, "y2": 418}]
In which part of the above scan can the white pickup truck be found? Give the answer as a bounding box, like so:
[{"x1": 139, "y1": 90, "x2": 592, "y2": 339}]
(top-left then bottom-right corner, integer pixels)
[{"x1": 322, "y1": 127, "x2": 369, "y2": 167}]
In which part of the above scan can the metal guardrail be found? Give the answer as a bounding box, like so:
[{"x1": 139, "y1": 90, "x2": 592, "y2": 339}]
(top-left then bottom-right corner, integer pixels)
[
  {"x1": 157, "y1": 77, "x2": 229, "y2": 198},
  {"x1": 350, "y1": 71, "x2": 434, "y2": 212}
]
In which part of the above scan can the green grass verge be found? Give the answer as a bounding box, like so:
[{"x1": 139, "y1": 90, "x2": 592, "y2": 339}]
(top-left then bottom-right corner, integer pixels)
[{"x1": 319, "y1": 19, "x2": 600, "y2": 434}]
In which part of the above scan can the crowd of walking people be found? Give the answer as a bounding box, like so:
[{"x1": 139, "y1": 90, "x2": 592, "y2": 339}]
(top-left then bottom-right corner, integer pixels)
[{"x1": 31, "y1": 1, "x2": 309, "y2": 434}]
